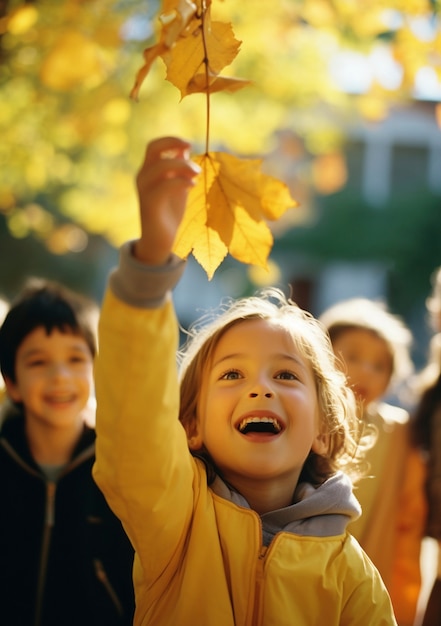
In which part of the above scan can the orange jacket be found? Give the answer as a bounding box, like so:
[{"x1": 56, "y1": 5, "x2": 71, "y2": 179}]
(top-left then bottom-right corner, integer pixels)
[{"x1": 349, "y1": 403, "x2": 427, "y2": 626}]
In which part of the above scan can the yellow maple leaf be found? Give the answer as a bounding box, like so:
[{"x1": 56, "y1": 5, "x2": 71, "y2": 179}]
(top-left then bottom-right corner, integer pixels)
[
  {"x1": 163, "y1": 19, "x2": 243, "y2": 97},
  {"x1": 131, "y1": 1, "x2": 249, "y2": 100},
  {"x1": 173, "y1": 152, "x2": 297, "y2": 278},
  {"x1": 131, "y1": 0, "x2": 298, "y2": 280},
  {"x1": 130, "y1": 0, "x2": 198, "y2": 99},
  {"x1": 172, "y1": 153, "x2": 228, "y2": 276}
]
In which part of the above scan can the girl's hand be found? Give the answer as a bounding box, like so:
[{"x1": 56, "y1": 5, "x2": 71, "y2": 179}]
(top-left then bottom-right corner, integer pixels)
[{"x1": 134, "y1": 136, "x2": 201, "y2": 265}]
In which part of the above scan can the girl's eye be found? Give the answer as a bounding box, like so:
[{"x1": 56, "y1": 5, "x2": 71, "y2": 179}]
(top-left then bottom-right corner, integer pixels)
[
  {"x1": 275, "y1": 371, "x2": 298, "y2": 381},
  {"x1": 220, "y1": 369, "x2": 242, "y2": 381},
  {"x1": 70, "y1": 355, "x2": 87, "y2": 364}
]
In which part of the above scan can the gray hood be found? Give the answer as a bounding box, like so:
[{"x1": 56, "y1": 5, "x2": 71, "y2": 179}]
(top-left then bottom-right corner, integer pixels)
[{"x1": 212, "y1": 471, "x2": 361, "y2": 544}]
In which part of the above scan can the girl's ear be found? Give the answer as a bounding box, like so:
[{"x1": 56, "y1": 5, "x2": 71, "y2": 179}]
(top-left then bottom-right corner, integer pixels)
[
  {"x1": 311, "y1": 432, "x2": 330, "y2": 456},
  {"x1": 4, "y1": 377, "x2": 21, "y2": 403},
  {"x1": 188, "y1": 431, "x2": 203, "y2": 451},
  {"x1": 186, "y1": 419, "x2": 204, "y2": 451}
]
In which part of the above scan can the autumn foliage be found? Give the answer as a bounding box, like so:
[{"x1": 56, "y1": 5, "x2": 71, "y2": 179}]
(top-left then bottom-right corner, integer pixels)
[
  {"x1": 131, "y1": 0, "x2": 297, "y2": 278},
  {"x1": 1, "y1": 0, "x2": 440, "y2": 266}
]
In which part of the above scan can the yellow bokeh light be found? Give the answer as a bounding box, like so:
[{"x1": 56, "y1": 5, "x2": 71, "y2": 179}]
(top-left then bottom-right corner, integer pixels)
[
  {"x1": 103, "y1": 98, "x2": 132, "y2": 126},
  {"x1": 248, "y1": 259, "x2": 282, "y2": 287},
  {"x1": 6, "y1": 6, "x2": 38, "y2": 36}
]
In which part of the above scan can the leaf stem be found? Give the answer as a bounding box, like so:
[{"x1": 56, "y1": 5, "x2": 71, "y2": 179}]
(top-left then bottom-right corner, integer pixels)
[{"x1": 200, "y1": 0, "x2": 210, "y2": 156}]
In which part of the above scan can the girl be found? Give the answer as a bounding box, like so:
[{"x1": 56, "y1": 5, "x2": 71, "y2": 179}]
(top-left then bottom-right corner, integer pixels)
[
  {"x1": 93, "y1": 136, "x2": 397, "y2": 625},
  {"x1": 320, "y1": 298, "x2": 426, "y2": 626}
]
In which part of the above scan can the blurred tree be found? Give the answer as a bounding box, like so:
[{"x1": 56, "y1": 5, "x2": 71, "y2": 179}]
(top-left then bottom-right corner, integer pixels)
[{"x1": 0, "y1": 0, "x2": 440, "y2": 294}]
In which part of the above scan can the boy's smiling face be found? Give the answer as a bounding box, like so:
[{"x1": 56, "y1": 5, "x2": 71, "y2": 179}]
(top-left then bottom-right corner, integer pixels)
[
  {"x1": 5, "y1": 326, "x2": 94, "y2": 431},
  {"x1": 193, "y1": 318, "x2": 327, "y2": 504}
]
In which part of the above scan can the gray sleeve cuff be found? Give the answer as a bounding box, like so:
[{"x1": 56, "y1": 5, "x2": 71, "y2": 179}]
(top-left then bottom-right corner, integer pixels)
[{"x1": 109, "y1": 241, "x2": 187, "y2": 308}]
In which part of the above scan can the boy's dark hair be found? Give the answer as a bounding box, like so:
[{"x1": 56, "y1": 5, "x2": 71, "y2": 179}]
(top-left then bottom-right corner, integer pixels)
[{"x1": 0, "y1": 278, "x2": 98, "y2": 383}]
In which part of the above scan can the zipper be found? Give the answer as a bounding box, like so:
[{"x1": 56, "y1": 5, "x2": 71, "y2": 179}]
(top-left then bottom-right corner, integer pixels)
[
  {"x1": 250, "y1": 545, "x2": 267, "y2": 625},
  {"x1": 34, "y1": 481, "x2": 56, "y2": 626},
  {"x1": 94, "y1": 558, "x2": 124, "y2": 617},
  {"x1": 0, "y1": 429, "x2": 95, "y2": 625}
]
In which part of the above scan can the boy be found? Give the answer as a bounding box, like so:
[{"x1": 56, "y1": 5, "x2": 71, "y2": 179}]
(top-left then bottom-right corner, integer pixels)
[{"x1": 0, "y1": 278, "x2": 135, "y2": 626}]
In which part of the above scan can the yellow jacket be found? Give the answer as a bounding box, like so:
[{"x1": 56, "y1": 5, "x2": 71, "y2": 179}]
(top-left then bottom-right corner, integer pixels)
[{"x1": 93, "y1": 254, "x2": 397, "y2": 626}]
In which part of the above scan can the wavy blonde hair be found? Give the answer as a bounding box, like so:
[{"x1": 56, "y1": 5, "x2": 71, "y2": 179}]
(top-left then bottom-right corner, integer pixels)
[{"x1": 178, "y1": 288, "x2": 368, "y2": 486}]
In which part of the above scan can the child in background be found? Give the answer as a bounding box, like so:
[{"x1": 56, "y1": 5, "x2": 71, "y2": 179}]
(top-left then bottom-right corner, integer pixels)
[
  {"x1": 0, "y1": 278, "x2": 135, "y2": 626},
  {"x1": 93, "y1": 136, "x2": 397, "y2": 625},
  {"x1": 320, "y1": 298, "x2": 426, "y2": 626},
  {"x1": 411, "y1": 266, "x2": 441, "y2": 626}
]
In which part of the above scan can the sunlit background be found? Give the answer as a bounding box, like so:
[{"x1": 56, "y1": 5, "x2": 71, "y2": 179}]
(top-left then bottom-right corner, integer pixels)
[{"x1": 1, "y1": 0, "x2": 441, "y2": 370}]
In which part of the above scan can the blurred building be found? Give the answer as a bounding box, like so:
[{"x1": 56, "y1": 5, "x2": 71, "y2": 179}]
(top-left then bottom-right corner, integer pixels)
[{"x1": 274, "y1": 100, "x2": 441, "y2": 368}]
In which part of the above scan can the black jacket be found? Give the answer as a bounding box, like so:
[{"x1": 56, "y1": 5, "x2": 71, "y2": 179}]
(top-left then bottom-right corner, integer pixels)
[{"x1": 0, "y1": 409, "x2": 135, "y2": 626}]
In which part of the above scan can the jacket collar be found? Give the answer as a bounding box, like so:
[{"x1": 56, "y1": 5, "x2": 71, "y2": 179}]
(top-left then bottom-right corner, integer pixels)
[{"x1": 0, "y1": 405, "x2": 95, "y2": 474}]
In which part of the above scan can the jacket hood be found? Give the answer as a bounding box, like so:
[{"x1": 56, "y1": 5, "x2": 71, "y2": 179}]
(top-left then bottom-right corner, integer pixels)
[{"x1": 212, "y1": 471, "x2": 361, "y2": 543}]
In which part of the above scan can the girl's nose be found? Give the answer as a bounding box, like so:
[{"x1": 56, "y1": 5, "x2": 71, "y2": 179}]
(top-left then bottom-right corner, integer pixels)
[
  {"x1": 249, "y1": 381, "x2": 273, "y2": 398},
  {"x1": 353, "y1": 361, "x2": 375, "y2": 379},
  {"x1": 249, "y1": 391, "x2": 273, "y2": 398},
  {"x1": 248, "y1": 374, "x2": 274, "y2": 398}
]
